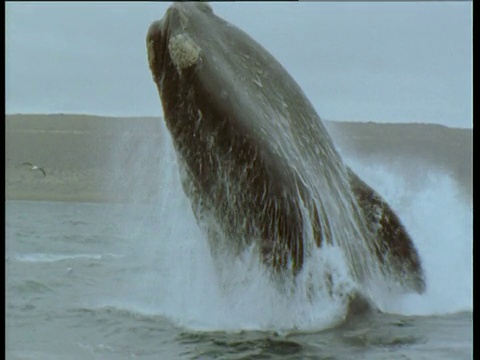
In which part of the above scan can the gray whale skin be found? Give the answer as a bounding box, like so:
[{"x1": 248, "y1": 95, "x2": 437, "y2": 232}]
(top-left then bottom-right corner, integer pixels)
[{"x1": 147, "y1": 2, "x2": 425, "y2": 294}]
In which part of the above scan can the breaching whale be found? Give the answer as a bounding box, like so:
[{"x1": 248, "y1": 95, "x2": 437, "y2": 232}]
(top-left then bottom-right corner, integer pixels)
[{"x1": 147, "y1": 2, "x2": 425, "y2": 294}]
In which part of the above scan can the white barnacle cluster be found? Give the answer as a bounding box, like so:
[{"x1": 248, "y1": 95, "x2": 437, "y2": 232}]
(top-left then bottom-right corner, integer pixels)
[{"x1": 168, "y1": 33, "x2": 201, "y2": 72}]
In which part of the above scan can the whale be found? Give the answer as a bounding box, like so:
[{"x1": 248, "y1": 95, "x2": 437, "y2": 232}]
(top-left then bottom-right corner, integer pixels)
[{"x1": 146, "y1": 2, "x2": 425, "y2": 294}]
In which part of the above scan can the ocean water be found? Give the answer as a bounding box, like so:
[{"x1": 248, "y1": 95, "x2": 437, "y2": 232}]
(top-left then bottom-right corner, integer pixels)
[{"x1": 5, "y1": 133, "x2": 472, "y2": 359}]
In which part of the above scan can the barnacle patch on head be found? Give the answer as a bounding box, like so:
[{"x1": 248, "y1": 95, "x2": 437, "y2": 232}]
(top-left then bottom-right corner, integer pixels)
[{"x1": 168, "y1": 34, "x2": 201, "y2": 72}]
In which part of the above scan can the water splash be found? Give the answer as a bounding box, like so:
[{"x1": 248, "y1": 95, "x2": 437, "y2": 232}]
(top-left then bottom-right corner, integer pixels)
[
  {"x1": 347, "y1": 160, "x2": 472, "y2": 315},
  {"x1": 112, "y1": 120, "x2": 471, "y2": 331}
]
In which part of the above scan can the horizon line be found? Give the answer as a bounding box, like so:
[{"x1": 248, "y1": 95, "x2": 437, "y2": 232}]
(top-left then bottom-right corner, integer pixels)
[{"x1": 4, "y1": 112, "x2": 473, "y2": 130}]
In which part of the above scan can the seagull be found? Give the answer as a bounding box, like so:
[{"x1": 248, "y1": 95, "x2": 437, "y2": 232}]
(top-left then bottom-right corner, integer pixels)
[{"x1": 22, "y1": 162, "x2": 46, "y2": 177}]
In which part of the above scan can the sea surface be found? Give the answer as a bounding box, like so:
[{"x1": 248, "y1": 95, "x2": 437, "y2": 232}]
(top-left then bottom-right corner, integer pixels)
[{"x1": 6, "y1": 144, "x2": 472, "y2": 359}]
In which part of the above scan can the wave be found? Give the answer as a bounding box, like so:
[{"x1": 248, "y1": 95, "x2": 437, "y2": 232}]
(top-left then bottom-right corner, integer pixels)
[{"x1": 9, "y1": 252, "x2": 123, "y2": 263}]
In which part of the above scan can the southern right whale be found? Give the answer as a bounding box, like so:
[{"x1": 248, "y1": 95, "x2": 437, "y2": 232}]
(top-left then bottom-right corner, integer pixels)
[{"x1": 147, "y1": 2, "x2": 425, "y2": 294}]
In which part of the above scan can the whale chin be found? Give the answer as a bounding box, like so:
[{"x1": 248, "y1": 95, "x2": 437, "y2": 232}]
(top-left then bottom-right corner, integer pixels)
[{"x1": 147, "y1": 2, "x2": 425, "y2": 295}]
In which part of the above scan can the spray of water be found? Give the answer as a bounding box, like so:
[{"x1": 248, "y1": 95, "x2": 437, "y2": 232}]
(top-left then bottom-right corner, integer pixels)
[
  {"x1": 111, "y1": 120, "x2": 471, "y2": 331},
  {"x1": 346, "y1": 159, "x2": 473, "y2": 315}
]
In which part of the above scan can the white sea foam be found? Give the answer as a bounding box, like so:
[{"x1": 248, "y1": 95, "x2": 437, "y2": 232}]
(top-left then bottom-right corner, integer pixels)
[
  {"x1": 346, "y1": 159, "x2": 473, "y2": 316},
  {"x1": 114, "y1": 121, "x2": 472, "y2": 331}
]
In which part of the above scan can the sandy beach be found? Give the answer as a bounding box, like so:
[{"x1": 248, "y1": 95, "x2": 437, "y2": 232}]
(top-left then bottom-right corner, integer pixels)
[{"x1": 5, "y1": 114, "x2": 472, "y2": 203}]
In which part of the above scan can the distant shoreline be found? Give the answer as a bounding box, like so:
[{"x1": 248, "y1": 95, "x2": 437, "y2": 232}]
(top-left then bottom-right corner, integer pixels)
[
  {"x1": 5, "y1": 113, "x2": 472, "y2": 130},
  {"x1": 6, "y1": 114, "x2": 472, "y2": 203}
]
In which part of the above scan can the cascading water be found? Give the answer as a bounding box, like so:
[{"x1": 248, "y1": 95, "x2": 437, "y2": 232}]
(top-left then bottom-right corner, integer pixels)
[
  {"x1": 110, "y1": 118, "x2": 471, "y2": 332},
  {"x1": 345, "y1": 159, "x2": 473, "y2": 316}
]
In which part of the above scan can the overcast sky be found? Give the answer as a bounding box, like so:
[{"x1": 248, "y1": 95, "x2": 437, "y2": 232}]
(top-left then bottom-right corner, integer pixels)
[{"x1": 5, "y1": 2, "x2": 472, "y2": 128}]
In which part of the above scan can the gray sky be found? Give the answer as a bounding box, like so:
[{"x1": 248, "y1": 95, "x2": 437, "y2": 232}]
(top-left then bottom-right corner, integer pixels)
[{"x1": 6, "y1": 2, "x2": 472, "y2": 128}]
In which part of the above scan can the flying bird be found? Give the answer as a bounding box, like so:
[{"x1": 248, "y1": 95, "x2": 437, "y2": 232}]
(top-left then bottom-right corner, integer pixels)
[{"x1": 22, "y1": 162, "x2": 46, "y2": 177}]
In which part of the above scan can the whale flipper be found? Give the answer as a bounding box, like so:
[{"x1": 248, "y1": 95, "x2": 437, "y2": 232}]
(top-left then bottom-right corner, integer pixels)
[{"x1": 347, "y1": 168, "x2": 425, "y2": 293}]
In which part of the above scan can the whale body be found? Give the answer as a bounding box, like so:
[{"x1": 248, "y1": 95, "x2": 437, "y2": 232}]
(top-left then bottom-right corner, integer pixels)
[{"x1": 146, "y1": 2, "x2": 425, "y2": 294}]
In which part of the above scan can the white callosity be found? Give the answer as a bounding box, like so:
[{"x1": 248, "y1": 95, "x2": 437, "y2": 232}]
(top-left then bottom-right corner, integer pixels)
[{"x1": 168, "y1": 34, "x2": 201, "y2": 72}]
